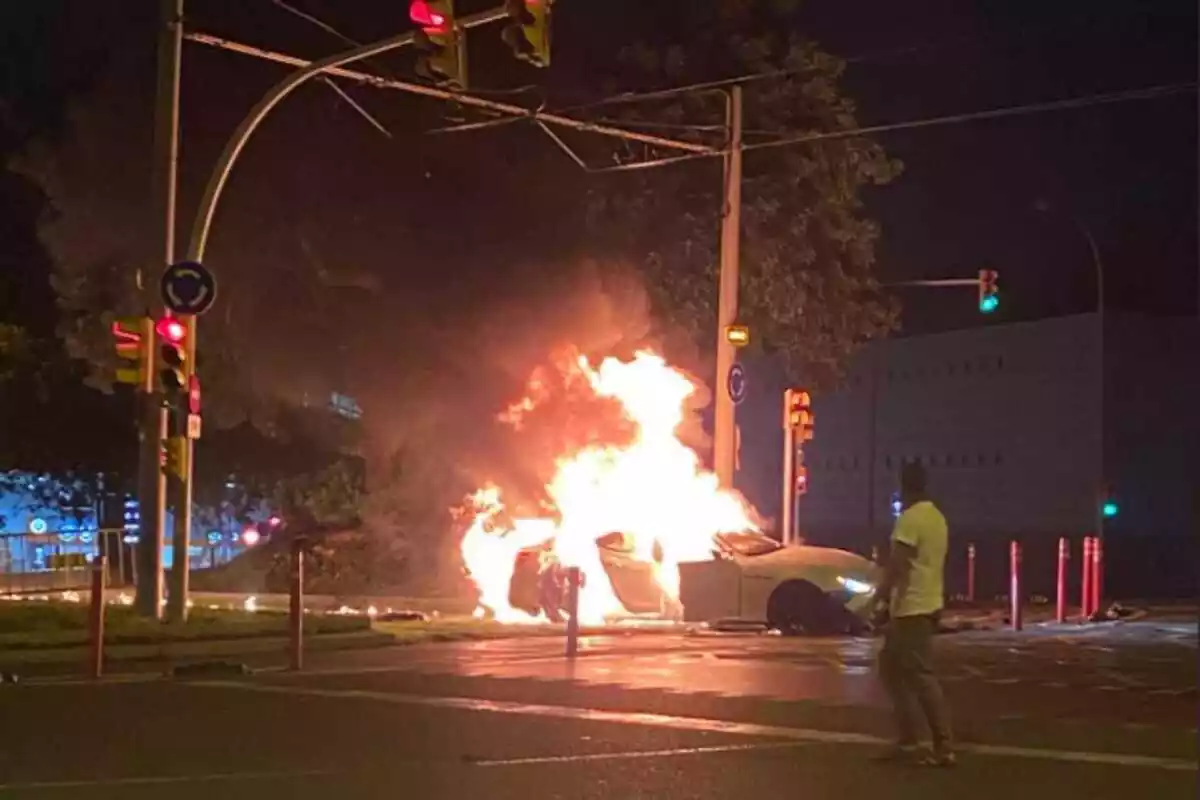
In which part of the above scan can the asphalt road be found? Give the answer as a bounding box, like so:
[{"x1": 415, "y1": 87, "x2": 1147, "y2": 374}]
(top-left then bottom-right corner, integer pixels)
[{"x1": 1, "y1": 621, "x2": 1194, "y2": 798}]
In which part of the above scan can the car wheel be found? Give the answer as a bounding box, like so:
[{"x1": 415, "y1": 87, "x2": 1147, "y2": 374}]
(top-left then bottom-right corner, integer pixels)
[{"x1": 767, "y1": 580, "x2": 839, "y2": 636}]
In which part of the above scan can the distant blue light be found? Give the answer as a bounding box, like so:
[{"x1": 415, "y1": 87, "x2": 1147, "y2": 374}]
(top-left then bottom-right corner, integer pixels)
[
  {"x1": 1102, "y1": 501, "x2": 1119, "y2": 518},
  {"x1": 979, "y1": 295, "x2": 1000, "y2": 313}
]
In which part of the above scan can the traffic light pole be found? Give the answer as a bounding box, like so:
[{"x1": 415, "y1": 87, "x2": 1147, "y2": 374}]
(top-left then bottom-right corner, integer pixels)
[
  {"x1": 160, "y1": 0, "x2": 192, "y2": 625},
  {"x1": 713, "y1": 85, "x2": 743, "y2": 491},
  {"x1": 781, "y1": 407, "x2": 796, "y2": 545},
  {"x1": 137, "y1": 0, "x2": 183, "y2": 621}
]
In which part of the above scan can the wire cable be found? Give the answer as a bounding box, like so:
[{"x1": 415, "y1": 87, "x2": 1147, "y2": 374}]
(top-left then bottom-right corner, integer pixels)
[{"x1": 595, "y1": 81, "x2": 1198, "y2": 173}]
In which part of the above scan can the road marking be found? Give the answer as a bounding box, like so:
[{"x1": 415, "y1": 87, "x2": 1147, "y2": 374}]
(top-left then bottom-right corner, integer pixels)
[
  {"x1": 192, "y1": 680, "x2": 1198, "y2": 771},
  {"x1": 16, "y1": 672, "x2": 164, "y2": 687},
  {"x1": 0, "y1": 769, "x2": 333, "y2": 793},
  {"x1": 474, "y1": 740, "x2": 808, "y2": 766}
]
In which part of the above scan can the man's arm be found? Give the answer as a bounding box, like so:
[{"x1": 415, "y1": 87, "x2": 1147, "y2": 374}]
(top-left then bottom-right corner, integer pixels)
[
  {"x1": 877, "y1": 540, "x2": 916, "y2": 601},
  {"x1": 872, "y1": 514, "x2": 918, "y2": 613}
]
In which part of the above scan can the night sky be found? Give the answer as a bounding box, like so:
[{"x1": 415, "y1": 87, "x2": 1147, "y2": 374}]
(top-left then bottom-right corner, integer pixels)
[{"x1": 2, "y1": 0, "x2": 1196, "y2": 449}]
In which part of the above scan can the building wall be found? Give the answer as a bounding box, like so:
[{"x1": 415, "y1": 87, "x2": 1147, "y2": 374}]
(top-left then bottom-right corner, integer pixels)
[
  {"x1": 735, "y1": 313, "x2": 1198, "y2": 598},
  {"x1": 800, "y1": 315, "x2": 1102, "y2": 544}
]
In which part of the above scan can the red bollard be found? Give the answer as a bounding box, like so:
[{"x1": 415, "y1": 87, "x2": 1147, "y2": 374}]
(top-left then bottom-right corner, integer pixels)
[
  {"x1": 564, "y1": 566, "x2": 581, "y2": 659},
  {"x1": 1091, "y1": 537, "x2": 1104, "y2": 620},
  {"x1": 88, "y1": 555, "x2": 107, "y2": 679},
  {"x1": 966, "y1": 543, "x2": 977, "y2": 604},
  {"x1": 1009, "y1": 541, "x2": 1022, "y2": 631},
  {"x1": 1080, "y1": 537, "x2": 1094, "y2": 620},
  {"x1": 1055, "y1": 537, "x2": 1069, "y2": 622},
  {"x1": 289, "y1": 538, "x2": 305, "y2": 671}
]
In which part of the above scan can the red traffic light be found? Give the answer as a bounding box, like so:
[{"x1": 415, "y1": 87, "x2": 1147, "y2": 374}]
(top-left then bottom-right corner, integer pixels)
[
  {"x1": 409, "y1": 0, "x2": 447, "y2": 32},
  {"x1": 156, "y1": 317, "x2": 186, "y2": 343}
]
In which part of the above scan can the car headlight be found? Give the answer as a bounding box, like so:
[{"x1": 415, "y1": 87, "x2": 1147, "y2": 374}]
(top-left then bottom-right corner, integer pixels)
[{"x1": 836, "y1": 575, "x2": 875, "y2": 595}]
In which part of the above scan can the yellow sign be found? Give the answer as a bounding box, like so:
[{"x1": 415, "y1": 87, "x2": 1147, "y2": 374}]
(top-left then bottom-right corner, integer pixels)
[{"x1": 724, "y1": 325, "x2": 751, "y2": 347}]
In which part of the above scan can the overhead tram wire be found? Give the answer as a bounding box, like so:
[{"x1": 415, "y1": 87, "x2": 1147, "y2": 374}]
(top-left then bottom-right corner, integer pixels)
[{"x1": 593, "y1": 81, "x2": 1199, "y2": 174}]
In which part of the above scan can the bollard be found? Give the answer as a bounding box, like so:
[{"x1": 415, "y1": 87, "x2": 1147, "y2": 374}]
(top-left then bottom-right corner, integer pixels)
[
  {"x1": 1055, "y1": 537, "x2": 1068, "y2": 623},
  {"x1": 289, "y1": 538, "x2": 305, "y2": 671},
  {"x1": 1091, "y1": 537, "x2": 1104, "y2": 620},
  {"x1": 1080, "y1": 537, "x2": 1094, "y2": 620},
  {"x1": 88, "y1": 555, "x2": 107, "y2": 679},
  {"x1": 564, "y1": 566, "x2": 581, "y2": 659},
  {"x1": 1009, "y1": 541, "x2": 1022, "y2": 631},
  {"x1": 966, "y1": 543, "x2": 977, "y2": 604}
]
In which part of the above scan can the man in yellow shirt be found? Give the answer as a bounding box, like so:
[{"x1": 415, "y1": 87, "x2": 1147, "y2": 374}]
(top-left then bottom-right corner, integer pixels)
[{"x1": 872, "y1": 461, "x2": 955, "y2": 766}]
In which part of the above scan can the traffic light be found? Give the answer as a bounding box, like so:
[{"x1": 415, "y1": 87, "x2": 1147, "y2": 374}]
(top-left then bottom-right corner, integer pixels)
[
  {"x1": 795, "y1": 465, "x2": 809, "y2": 496},
  {"x1": 160, "y1": 436, "x2": 187, "y2": 481},
  {"x1": 724, "y1": 324, "x2": 751, "y2": 347},
  {"x1": 502, "y1": 0, "x2": 553, "y2": 67},
  {"x1": 111, "y1": 316, "x2": 151, "y2": 385},
  {"x1": 1101, "y1": 495, "x2": 1119, "y2": 518},
  {"x1": 978, "y1": 268, "x2": 1000, "y2": 313},
  {"x1": 156, "y1": 316, "x2": 187, "y2": 407},
  {"x1": 410, "y1": 0, "x2": 466, "y2": 88},
  {"x1": 784, "y1": 388, "x2": 815, "y2": 442}
]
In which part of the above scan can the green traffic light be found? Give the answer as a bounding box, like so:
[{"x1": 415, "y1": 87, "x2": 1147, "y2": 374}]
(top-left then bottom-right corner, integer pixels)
[
  {"x1": 979, "y1": 295, "x2": 1000, "y2": 313},
  {"x1": 1102, "y1": 501, "x2": 1118, "y2": 518}
]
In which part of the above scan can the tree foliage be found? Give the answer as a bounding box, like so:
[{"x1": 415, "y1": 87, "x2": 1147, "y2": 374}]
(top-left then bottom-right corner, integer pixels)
[{"x1": 583, "y1": 2, "x2": 902, "y2": 388}]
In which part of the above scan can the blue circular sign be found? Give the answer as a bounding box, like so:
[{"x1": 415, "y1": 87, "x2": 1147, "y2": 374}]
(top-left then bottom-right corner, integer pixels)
[
  {"x1": 727, "y1": 363, "x2": 747, "y2": 405},
  {"x1": 161, "y1": 261, "x2": 217, "y2": 316}
]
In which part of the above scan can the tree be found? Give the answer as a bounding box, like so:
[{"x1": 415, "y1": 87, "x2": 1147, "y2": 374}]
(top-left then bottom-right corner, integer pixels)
[{"x1": 581, "y1": 1, "x2": 902, "y2": 388}]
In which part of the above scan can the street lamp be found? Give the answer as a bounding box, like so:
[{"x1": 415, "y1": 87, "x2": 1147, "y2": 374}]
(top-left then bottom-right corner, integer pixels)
[{"x1": 1033, "y1": 199, "x2": 1107, "y2": 573}]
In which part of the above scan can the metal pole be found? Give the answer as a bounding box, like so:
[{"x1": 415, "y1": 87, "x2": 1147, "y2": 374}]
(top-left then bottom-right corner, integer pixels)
[
  {"x1": 1084, "y1": 225, "x2": 1106, "y2": 613},
  {"x1": 564, "y1": 566, "x2": 581, "y2": 659},
  {"x1": 966, "y1": 543, "x2": 976, "y2": 604},
  {"x1": 1080, "y1": 536, "x2": 1094, "y2": 620},
  {"x1": 1055, "y1": 537, "x2": 1068, "y2": 623},
  {"x1": 713, "y1": 85, "x2": 743, "y2": 490},
  {"x1": 865, "y1": 347, "x2": 879, "y2": 540},
  {"x1": 781, "y1": 391, "x2": 795, "y2": 544},
  {"x1": 150, "y1": 0, "x2": 189, "y2": 625},
  {"x1": 137, "y1": 0, "x2": 182, "y2": 621},
  {"x1": 1090, "y1": 535, "x2": 1104, "y2": 619},
  {"x1": 289, "y1": 538, "x2": 305, "y2": 671},
  {"x1": 88, "y1": 555, "x2": 107, "y2": 679},
  {"x1": 1009, "y1": 540, "x2": 1022, "y2": 631}
]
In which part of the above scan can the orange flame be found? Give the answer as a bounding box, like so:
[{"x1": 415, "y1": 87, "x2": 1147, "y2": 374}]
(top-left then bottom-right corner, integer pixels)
[{"x1": 460, "y1": 350, "x2": 758, "y2": 623}]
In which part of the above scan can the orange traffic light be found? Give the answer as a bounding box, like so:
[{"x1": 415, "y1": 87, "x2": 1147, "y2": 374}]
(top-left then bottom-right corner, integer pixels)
[{"x1": 784, "y1": 388, "x2": 815, "y2": 441}]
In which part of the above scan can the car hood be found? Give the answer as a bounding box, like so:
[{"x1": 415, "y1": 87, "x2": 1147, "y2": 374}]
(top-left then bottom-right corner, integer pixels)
[{"x1": 739, "y1": 545, "x2": 880, "y2": 583}]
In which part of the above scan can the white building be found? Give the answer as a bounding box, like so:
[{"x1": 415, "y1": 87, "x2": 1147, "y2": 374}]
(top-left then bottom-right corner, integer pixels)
[{"x1": 735, "y1": 313, "x2": 1200, "y2": 599}]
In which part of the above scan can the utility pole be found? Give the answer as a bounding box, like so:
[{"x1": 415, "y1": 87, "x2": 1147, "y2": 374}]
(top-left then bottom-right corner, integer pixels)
[
  {"x1": 163, "y1": 0, "x2": 192, "y2": 625},
  {"x1": 713, "y1": 84, "x2": 743, "y2": 490},
  {"x1": 140, "y1": 0, "x2": 183, "y2": 621}
]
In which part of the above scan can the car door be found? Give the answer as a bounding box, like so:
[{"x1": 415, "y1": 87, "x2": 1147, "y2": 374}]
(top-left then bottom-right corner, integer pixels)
[{"x1": 598, "y1": 534, "x2": 664, "y2": 614}]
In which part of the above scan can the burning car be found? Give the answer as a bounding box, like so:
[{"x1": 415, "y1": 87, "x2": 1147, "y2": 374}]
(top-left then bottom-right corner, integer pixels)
[
  {"x1": 459, "y1": 349, "x2": 876, "y2": 634},
  {"x1": 507, "y1": 530, "x2": 879, "y2": 635}
]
